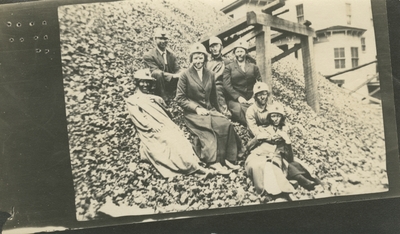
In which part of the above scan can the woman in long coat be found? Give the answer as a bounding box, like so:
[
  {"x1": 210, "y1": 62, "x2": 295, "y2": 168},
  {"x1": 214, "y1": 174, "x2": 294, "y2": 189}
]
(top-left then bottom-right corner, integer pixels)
[
  {"x1": 223, "y1": 39, "x2": 261, "y2": 126},
  {"x1": 175, "y1": 43, "x2": 243, "y2": 175},
  {"x1": 126, "y1": 69, "x2": 211, "y2": 178}
]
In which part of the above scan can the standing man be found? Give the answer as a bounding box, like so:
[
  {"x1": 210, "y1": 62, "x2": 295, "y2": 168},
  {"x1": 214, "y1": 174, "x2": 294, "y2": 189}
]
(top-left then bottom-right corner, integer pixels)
[
  {"x1": 206, "y1": 36, "x2": 231, "y2": 118},
  {"x1": 223, "y1": 39, "x2": 261, "y2": 126},
  {"x1": 143, "y1": 28, "x2": 181, "y2": 100}
]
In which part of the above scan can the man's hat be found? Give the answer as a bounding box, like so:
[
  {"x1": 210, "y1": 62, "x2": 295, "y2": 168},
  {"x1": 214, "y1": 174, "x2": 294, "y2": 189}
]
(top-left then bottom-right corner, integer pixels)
[
  {"x1": 209, "y1": 36, "x2": 222, "y2": 46},
  {"x1": 134, "y1": 68, "x2": 155, "y2": 81},
  {"x1": 154, "y1": 27, "x2": 169, "y2": 39}
]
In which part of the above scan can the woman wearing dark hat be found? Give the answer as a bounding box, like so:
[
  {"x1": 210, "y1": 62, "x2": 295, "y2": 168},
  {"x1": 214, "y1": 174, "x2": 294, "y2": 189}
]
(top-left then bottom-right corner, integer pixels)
[
  {"x1": 175, "y1": 43, "x2": 243, "y2": 175},
  {"x1": 125, "y1": 68, "x2": 212, "y2": 179},
  {"x1": 222, "y1": 39, "x2": 261, "y2": 126},
  {"x1": 245, "y1": 83, "x2": 321, "y2": 201}
]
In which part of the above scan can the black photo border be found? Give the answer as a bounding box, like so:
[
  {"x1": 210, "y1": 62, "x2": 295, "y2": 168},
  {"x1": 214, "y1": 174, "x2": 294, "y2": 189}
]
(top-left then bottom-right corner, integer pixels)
[{"x1": 0, "y1": 0, "x2": 399, "y2": 232}]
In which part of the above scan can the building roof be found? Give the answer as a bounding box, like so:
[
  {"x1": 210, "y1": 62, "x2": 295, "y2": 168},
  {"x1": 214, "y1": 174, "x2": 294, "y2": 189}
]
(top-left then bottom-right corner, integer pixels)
[
  {"x1": 316, "y1": 25, "x2": 366, "y2": 35},
  {"x1": 221, "y1": 0, "x2": 272, "y2": 13},
  {"x1": 221, "y1": 0, "x2": 244, "y2": 13}
]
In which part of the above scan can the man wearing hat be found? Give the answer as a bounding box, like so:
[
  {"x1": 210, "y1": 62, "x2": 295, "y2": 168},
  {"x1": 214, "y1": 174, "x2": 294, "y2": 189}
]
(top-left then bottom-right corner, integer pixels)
[
  {"x1": 222, "y1": 39, "x2": 261, "y2": 126},
  {"x1": 206, "y1": 36, "x2": 231, "y2": 118},
  {"x1": 143, "y1": 27, "x2": 181, "y2": 100}
]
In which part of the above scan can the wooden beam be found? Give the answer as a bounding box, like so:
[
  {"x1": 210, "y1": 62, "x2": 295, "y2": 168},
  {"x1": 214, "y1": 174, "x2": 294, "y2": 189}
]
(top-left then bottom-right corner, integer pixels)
[
  {"x1": 222, "y1": 26, "x2": 263, "y2": 55},
  {"x1": 261, "y1": 0, "x2": 285, "y2": 14},
  {"x1": 369, "y1": 87, "x2": 381, "y2": 96},
  {"x1": 246, "y1": 32, "x2": 290, "y2": 53},
  {"x1": 247, "y1": 11, "x2": 315, "y2": 37},
  {"x1": 324, "y1": 60, "x2": 377, "y2": 79},
  {"x1": 221, "y1": 26, "x2": 255, "y2": 50},
  {"x1": 349, "y1": 75, "x2": 378, "y2": 95},
  {"x1": 256, "y1": 26, "x2": 272, "y2": 93},
  {"x1": 271, "y1": 32, "x2": 287, "y2": 43},
  {"x1": 363, "y1": 95, "x2": 381, "y2": 104},
  {"x1": 301, "y1": 35, "x2": 319, "y2": 113},
  {"x1": 200, "y1": 16, "x2": 248, "y2": 45},
  {"x1": 271, "y1": 44, "x2": 302, "y2": 63}
]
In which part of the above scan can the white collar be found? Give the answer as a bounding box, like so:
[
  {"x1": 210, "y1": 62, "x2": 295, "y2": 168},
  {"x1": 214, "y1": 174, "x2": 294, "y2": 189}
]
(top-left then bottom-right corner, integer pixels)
[{"x1": 156, "y1": 47, "x2": 167, "y2": 55}]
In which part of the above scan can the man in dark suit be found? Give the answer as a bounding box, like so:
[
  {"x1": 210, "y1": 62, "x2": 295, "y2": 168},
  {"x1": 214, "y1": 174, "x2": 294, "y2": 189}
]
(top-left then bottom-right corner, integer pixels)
[{"x1": 143, "y1": 28, "x2": 181, "y2": 99}]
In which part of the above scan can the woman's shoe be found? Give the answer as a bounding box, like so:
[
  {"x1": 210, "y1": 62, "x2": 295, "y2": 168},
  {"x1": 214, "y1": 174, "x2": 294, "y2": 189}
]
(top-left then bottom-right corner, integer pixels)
[
  {"x1": 294, "y1": 174, "x2": 316, "y2": 191},
  {"x1": 225, "y1": 160, "x2": 240, "y2": 170},
  {"x1": 199, "y1": 169, "x2": 215, "y2": 180},
  {"x1": 210, "y1": 163, "x2": 232, "y2": 175}
]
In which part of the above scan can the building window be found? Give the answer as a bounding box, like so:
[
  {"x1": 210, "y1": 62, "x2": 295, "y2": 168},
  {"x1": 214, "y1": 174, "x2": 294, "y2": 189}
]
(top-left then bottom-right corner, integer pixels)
[
  {"x1": 296, "y1": 4, "x2": 304, "y2": 23},
  {"x1": 361, "y1": 37, "x2": 366, "y2": 51},
  {"x1": 334, "y1": 48, "x2": 345, "y2": 69},
  {"x1": 346, "y1": 3, "x2": 351, "y2": 25},
  {"x1": 351, "y1": 47, "x2": 359, "y2": 68}
]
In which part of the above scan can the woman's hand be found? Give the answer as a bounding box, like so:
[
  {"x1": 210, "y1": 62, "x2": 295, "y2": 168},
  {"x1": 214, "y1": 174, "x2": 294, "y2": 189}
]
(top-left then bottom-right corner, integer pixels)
[
  {"x1": 247, "y1": 98, "x2": 255, "y2": 104},
  {"x1": 196, "y1": 107, "x2": 210, "y2": 116},
  {"x1": 276, "y1": 131, "x2": 291, "y2": 144},
  {"x1": 271, "y1": 134, "x2": 283, "y2": 142},
  {"x1": 238, "y1": 96, "x2": 247, "y2": 104}
]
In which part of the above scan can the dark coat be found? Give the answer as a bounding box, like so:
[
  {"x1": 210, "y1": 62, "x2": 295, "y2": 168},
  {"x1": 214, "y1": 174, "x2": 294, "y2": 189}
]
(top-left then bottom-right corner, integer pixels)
[
  {"x1": 175, "y1": 66, "x2": 241, "y2": 164},
  {"x1": 223, "y1": 60, "x2": 261, "y2": 100},
  {"x1": 175, "y1": 66, "x2": 220, "y2": 113},
  {"x1": 143, "y1": 48, "x2": 181, "y2": 82}
]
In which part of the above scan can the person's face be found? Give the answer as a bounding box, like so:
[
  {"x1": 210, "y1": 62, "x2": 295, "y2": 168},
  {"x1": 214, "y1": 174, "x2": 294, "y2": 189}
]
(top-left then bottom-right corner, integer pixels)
[
  {"x1": 255, "y1": 91, "x2": 269, "y2": 106},
  {"x1": 209, "y1": 43, "x2": 222, "y2": 57},
  {"x1": 138, "y1": 80, "x2": 152, "y2": 94},
  {"x1": 234, "y1": 47, "x2": 246, "y2": 62},
  {"x1": 155, "y1": 37, "x2": 168, "y2": 51},
  {"x1": 270, "y1": 113, "x2": 283, "y2": 126},
  {"x1": 192, "y1": 53, "x2": 205, "y2": 69}
]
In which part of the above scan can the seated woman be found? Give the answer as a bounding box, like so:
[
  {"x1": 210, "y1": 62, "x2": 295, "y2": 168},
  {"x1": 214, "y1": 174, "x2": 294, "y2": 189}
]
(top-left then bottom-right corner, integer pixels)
[
  {"x1": 125, "y1": 68, "x2": 212, "y2": 179},
  {"x1": 222, "y1": 39, "x2": 261, "y2": 126},
  {"x1": 245, "y1": 82, "x2": 320, "y2": 201},
  {"x1": 175, "y1": 43, "x2": 243, "y2": 175}
]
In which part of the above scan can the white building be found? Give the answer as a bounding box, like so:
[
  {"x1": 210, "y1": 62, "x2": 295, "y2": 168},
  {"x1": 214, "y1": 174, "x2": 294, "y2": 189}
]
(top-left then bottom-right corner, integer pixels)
[{"x1": 221, "y1": 0, "x2": 379, "y2": 100}]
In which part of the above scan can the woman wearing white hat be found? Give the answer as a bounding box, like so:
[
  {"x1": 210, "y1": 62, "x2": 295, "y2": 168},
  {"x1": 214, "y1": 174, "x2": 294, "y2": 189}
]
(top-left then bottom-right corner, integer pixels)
[
  {"x1": 175, "y1": 43, "x2": 243, "y2": 175},
  {"x1": 245, "y1": 83, "x2": 320, "y2": 201},
  {"x1": 222, "y1": 39, "x2": 261, "y2": 126},
  {"x1": 125, "y1": 69, "x2": 212, "y2": 179}
]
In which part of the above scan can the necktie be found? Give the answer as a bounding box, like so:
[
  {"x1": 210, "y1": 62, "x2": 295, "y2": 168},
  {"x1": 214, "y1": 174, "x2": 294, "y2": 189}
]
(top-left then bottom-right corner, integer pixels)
[{"x1": 162, "y1": 52, "x2": 168, "y2": 65}]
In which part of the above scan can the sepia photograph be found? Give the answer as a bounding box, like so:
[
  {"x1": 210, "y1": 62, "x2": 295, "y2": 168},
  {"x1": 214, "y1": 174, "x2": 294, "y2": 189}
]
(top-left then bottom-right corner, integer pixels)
[{"x1": 57, "y1": 0, "x2": 390, "y2": 221}]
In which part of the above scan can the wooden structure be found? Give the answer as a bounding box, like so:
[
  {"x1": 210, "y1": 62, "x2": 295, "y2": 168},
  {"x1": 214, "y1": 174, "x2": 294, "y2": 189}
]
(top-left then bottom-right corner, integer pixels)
[
  {"x1": 324, "y1": 60, "x2": 380, "y2": 103},
  {"x1": 201, "y1": 0, "x2": 320, "y2": 113}
]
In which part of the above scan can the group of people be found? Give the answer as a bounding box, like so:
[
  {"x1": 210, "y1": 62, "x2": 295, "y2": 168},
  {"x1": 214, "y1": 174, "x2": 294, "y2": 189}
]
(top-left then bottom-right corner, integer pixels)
[{"x1": 125, "y1": 28, "x2": 320, "y2": 202}]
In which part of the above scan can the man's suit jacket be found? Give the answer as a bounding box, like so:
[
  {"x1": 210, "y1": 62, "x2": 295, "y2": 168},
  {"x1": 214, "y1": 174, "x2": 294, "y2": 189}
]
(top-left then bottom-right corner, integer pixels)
[
  {"x1": 223, "y1": 60, "x2": 261, "y2": 100},
  {"x1": 143, "y1": 48, "x2": 181, "y2": 82}
]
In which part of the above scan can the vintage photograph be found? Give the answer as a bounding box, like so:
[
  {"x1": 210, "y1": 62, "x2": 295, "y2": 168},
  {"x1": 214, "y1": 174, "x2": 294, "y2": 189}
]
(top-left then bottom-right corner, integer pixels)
[{"x1": 58, "y1": 0, "x2": 388, "y2": 221}]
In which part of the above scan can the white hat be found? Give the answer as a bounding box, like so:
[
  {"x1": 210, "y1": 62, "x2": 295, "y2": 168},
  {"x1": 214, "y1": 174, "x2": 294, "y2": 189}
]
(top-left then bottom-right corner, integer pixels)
[
  {"x1": 268, "y1": 102, "x2": 285, "y2": 116},
  {"x1": 134, "y1": 68, "x2": 155, "y2": 81},
  {"x1": 189, "y1": 43, "x2": 208, "y2": 56},
  {"x1": 253, "y1": 82, "x2": 270, "y2": 97},
  {"x1": 209, "y1": 36, "x2": 222, "y2": 46},
  {"x1": 154, "y1": 28, "x2": 169, "y2": 38},
  {"x1": 233, "y1": 39, "x2": 249, "y2": 51}
]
